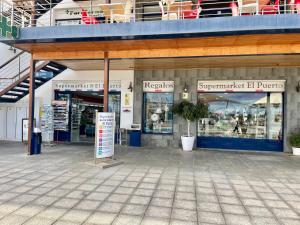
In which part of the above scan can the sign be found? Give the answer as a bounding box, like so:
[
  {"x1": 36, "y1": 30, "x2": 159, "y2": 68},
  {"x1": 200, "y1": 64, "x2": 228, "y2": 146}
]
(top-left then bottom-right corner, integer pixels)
[
  {"x1": 22, "y1": 118, "x2": 36, "y2": 142},
  {"x1": 122, "y1": 92, "x2": 132, "y2": 113},
  {"x1": 22, "y1": 119, "x2": 29, "y2": 142},
  {"x1": 95, "y1": 112, "x2": 115, "y2": 159},
  {"x1": 36, "y1": 71, "x2": 54, "y2": 79},
  {"x1": 53, "y1": 80, "x2": 121, "y2": 92},
  {"x1": 143, "y1": 81, "x2": 174, "y2": 92},
  {"x1": 0, "y1": 15, "x2": 19, "y2": 39},
  {"x1": 54, "y1": 7, "x2": 103, "y2": 21},
  {"x1": 197, "y1": 80, "x2": 286, "y2": 93}
]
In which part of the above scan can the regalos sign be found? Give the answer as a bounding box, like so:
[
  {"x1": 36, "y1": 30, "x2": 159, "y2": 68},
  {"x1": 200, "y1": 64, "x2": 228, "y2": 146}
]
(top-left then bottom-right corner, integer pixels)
[
  {"x1": 143, "y1": 81, "x2": 174, "y2": 93},
  {"x1": 197, "y1": 80, "x2": 285, "y2": 93}
]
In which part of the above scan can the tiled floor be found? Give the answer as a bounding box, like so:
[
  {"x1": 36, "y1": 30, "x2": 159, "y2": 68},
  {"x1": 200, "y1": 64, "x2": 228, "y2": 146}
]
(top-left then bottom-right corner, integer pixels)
[{"x1": 0, "y1": 142, "x2": 300, "y2": 225}]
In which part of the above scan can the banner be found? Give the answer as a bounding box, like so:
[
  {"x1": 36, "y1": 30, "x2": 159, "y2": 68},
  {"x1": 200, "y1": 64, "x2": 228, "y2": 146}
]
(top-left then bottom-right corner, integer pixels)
[
  {"x1": 197, "y1": 80, "x2": 285, "y2": 93},
  {"x1": 95, "y1": 112, "x2": 115, "y2": 159}
]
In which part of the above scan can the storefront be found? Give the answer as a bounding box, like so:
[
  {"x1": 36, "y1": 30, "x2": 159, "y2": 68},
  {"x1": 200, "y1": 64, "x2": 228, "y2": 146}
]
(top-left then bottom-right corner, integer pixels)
[
  {"x1": 197, "y1": 80, "x2": 285, "y2": 151},
  {"x1": 38, "y1": 77, "x2": 134, "y2": 143},
  {"x1": 133, "y1": 68, "x2": 297, "y2": 152}
]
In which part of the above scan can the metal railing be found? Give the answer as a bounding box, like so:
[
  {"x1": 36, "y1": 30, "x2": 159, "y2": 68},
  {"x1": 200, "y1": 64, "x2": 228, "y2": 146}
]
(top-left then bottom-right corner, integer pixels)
[
  {"x1": 0, "y1": 0, "x2": 299, "y2": 28},
  {"x1": 0, "y1": 50, "x2": 31, "y2": 91}
]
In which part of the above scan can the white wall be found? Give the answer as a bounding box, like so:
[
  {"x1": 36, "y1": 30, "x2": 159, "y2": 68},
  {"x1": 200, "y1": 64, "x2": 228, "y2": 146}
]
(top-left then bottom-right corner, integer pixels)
[
  {"x1": 0, "y1": 101, "x2": 41, "y2": 141},
  {"x1": 0, "y1": 43, "x2": 22, "y2": 66}
]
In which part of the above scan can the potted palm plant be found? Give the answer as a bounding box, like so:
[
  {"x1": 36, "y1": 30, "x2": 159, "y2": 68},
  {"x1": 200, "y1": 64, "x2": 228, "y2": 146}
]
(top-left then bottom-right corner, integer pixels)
[
  {"x1": 289, "y1": 131, "x2": 300, "y2": 155},
  {"x1": 173, "y1": 101, "x2": 209, "y2": 151}
]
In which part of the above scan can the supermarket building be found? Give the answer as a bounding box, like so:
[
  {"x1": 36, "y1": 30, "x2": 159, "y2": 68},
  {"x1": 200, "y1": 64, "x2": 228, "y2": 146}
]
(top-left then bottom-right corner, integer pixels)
[{"x1": 0, "y1": 0, "x2": 300, "y2": 154}]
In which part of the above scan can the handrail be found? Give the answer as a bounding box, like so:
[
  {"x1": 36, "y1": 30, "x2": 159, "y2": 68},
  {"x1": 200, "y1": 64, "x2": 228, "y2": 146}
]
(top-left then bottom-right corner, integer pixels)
[
  {"x1": 0, "y1": 61, "x2": 50, "y2": 97},
  {"x1": 0, "y1": 50, "x2": 25, "y2": 70}
]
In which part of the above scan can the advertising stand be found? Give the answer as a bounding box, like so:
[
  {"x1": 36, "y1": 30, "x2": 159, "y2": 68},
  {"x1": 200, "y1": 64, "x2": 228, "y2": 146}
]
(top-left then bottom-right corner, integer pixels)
[{"x1": 94, "y1": 111, "x2": 115, "y2": 163}]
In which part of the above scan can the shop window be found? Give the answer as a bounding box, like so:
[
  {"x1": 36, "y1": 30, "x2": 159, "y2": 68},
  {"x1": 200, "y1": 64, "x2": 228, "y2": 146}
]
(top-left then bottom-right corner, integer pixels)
[
  {"x1": 197, "y1": 92, "x2": 283, "y2": 140},
  {"x1": 143, "y1": 92, "x2": 174, "y2": 134}
]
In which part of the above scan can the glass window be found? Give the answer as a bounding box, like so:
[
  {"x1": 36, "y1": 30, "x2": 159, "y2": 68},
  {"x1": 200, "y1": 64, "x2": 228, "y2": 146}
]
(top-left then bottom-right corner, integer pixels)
[
  {"x1": 143, "y1": 93, "x2": 173, "y2": 134},
  {"x1": 198, "y1": 92, "x2": 283, "y2": 140}
]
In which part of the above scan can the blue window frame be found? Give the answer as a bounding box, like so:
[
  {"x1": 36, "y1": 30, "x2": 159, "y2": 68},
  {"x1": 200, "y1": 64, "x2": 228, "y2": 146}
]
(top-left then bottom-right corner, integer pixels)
[{"x1": 197, "y1": 92, "x2": 284, "y2": 151}]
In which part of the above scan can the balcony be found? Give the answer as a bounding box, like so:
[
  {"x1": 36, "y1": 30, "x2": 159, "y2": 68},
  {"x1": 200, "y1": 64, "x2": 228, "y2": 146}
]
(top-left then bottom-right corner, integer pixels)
[{"x1": 1, "y1": 0, "x2": 299, "y2": 29}]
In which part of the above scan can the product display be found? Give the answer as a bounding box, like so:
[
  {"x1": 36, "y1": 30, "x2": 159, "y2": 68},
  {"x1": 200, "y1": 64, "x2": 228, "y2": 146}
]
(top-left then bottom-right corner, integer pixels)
[
  {"x1": 41, "y1": 104, "x2": 54, "y2": 142},
  {"x1": 198, "y1": 92, "x2": 283, "y2": 140},
  {"x1": 143, "y1": 92, "x2": 173, "y2": 134},
  {"x1": 52, "y1": 100, "x2": 69, "y2": 131}
]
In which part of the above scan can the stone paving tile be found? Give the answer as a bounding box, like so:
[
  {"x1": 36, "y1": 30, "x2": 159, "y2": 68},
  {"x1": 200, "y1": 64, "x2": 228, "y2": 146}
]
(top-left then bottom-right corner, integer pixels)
[
  {"x1": 22, "y1": 216, "x2": 56, "y2": 225},
  {"x1": 246, "y1": 206, "x2": 273, "y2": 217},
  {"x1": 146, "y1": 206, "x2": 172, "y2": 218},
  {"x1": 169, "y1": 219, "x2": 197, "y2": 225},
  {"x1": 60, "y1": 209, "x2": 92, "y2": 223},
  {"x1": 150, "y1": 197, "x2": 173, "y2": 208},
  {"x1": 0, "y1": 214, "x2": 29, "y2": 225},
  {"x1": 13, "y1": 205, "x2": 45, "y2": 217},
  {"x1": 251, "y1": 217, "x2": 280, "y2": 225},
  {"x1": 141, "y1": 217, "x2": 169, "y2": 225},
  {"x1": 53, "y1": 198, "x2": 80, "y2": 209},
  {"x1": 221, "y1": 203, "x2": 247, "y2": 215},
  {"x1": 128, "y1": 195, "x2": 151, "y2": 205},
  {"x1": 272, "y1": 208, "x2": 299, "y2": 219},
  {"x1": 121, "y1": 204, "x2": 147, "y2": 216},
  {"x1": 171, "y1": 208, "x2": 197, "y2": 221},
  {"x1": 107, "y1": 194, "x2": 129, "y2": 203},
  {"x1": 75, "y1": 200, "x2": 101, "y2": 210},
  {"x1": 153, "y1": 190, "x2": 174, "y2": 199},
  {"x1": 224, "y1": 214, "x2": 252, "y2": 225},
  {"x1": 53, "y1": 220, "x2": 82, "y2": 225},
  {"x1": 98, "y1": 202, "x2": 124, "y2": 213},
  {"x1": 198, "y1": 211, "x2": 225, "y2": 224},
  {"x1": 37, "y1": 207, "x2": 68, "y2": 220},
  {"x1": 112, "y1": 214, "x2": 142, "y2": 225},
  {"x1": 86, "y1": 212, "x2": 117, "y2": 225}
]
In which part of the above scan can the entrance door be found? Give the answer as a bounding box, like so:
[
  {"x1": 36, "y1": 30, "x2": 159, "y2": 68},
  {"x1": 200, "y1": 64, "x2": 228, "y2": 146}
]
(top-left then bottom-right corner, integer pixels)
[
  {"x1": 69, "y1": 91, "x2": 121, "y2": 143},
  {"x1": 197, "y1": 92, "x2": 284, "y2": 151}
]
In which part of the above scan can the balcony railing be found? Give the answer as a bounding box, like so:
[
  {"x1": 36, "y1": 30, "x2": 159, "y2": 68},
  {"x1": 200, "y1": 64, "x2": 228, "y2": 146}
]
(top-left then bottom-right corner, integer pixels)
[{"x1": 0, "y1": 0, "x2": 299, "y2": 29}]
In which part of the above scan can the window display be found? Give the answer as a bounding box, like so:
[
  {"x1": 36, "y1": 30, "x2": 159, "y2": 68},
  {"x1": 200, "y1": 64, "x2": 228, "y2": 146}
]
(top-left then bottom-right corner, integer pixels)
[
  {"x1": 143, "y1": 93, "x2": 173, "y2": 134},
  {"x1": 197, "y1": 92, "x2": 283, "y2": 140}
]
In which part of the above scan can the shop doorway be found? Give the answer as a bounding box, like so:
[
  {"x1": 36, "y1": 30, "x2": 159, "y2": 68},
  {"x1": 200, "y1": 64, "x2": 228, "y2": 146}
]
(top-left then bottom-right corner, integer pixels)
[{"x1": 54, "y1": 91, "x2": 121, "y2": 143}]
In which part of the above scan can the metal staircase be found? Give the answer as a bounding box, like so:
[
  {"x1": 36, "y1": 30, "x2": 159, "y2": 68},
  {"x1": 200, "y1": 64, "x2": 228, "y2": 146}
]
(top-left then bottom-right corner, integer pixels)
[{"x1": 0, "y1": 51, "x2": 67, "y2": 103}]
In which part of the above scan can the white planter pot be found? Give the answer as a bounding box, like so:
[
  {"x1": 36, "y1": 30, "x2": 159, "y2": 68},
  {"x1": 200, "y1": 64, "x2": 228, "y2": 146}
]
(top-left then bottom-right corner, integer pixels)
[
  {"x1": 292, "y1": 147, "x2": 300, "y2": 156},
  {"x1": 181, "y1": 136, "x2": 195, "y2": 151}
]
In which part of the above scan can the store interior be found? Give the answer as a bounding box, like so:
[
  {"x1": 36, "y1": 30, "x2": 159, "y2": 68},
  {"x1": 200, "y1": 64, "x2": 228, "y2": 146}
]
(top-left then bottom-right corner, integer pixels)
[{"x1": 54, "y1": 91, "x2": 121, "y2": 143}]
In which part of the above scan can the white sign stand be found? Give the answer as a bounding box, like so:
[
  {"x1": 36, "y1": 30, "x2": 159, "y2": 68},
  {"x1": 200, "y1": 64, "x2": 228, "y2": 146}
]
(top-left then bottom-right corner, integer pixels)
[{"x1": 94, "y1": 111, "x2": 115, "y2": 163}]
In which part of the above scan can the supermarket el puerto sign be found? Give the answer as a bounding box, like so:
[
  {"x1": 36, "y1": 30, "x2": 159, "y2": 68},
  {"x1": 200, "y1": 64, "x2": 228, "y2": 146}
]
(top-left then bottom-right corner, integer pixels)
[{"x1": 197, "y1": 80, "x2": 285, "y2": 93}]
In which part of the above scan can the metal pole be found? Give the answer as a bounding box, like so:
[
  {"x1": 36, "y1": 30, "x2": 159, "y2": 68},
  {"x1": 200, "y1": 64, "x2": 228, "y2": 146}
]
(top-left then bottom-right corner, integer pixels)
[
  {"x1": 103, "y1": 52, "x2": 109, "y2": 112},
  {"x1": 18, "y1": 56, "x2": 21, "y2": 79},
  {"x1": 31, "y1": 0, "x2": 36, "y2": 26},
  {"x1": 28, "y1": 57, "x2": 36, "y2": 155}
]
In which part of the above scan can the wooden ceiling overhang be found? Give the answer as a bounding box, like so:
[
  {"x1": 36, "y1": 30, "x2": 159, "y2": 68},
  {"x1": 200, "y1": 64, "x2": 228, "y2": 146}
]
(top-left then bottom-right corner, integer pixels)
[{"x1": 13, "y1": 33, "x2": 300, "y2": 61}]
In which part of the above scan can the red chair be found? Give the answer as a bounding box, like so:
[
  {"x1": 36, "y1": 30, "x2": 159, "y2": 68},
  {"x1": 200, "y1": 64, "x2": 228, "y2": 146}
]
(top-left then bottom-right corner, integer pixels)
[
  {"x1": 181, "y1": 0, "x2": 202, "y2": 19},
  {"x1": 81, "y1": 10, "x2": 99, "y2": 24},
  {"x1": 261, "y1": 0, "x2": 280, "y2": 14},
  {"x1": 230, "y1": 1, "x2": 239, "y2": 16},
  {"x1": 290, "y1": 0, "x2": 300, "y2": 14}
]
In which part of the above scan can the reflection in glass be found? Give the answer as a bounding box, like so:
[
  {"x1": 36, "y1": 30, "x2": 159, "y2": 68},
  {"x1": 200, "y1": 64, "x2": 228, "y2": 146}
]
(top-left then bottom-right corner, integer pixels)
[
  {"x1": 197, "y1": 92, "x2": 282, "y2": 140},
  {"x1": 143, "y1": 93, "x2": 173, "y2": 134}
]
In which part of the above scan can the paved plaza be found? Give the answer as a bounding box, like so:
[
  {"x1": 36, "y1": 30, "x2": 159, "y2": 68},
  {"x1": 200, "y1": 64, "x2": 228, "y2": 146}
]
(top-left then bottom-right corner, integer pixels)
[{"x1": 0, "y1": 142, "x2": 299, "y2": 225}]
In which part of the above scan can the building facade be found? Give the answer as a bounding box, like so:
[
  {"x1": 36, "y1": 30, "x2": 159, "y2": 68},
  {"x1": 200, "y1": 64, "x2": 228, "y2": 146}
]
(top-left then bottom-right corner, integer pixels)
[{"x1": 1, "y1": 0, "x2": 300, "y2": 153}]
